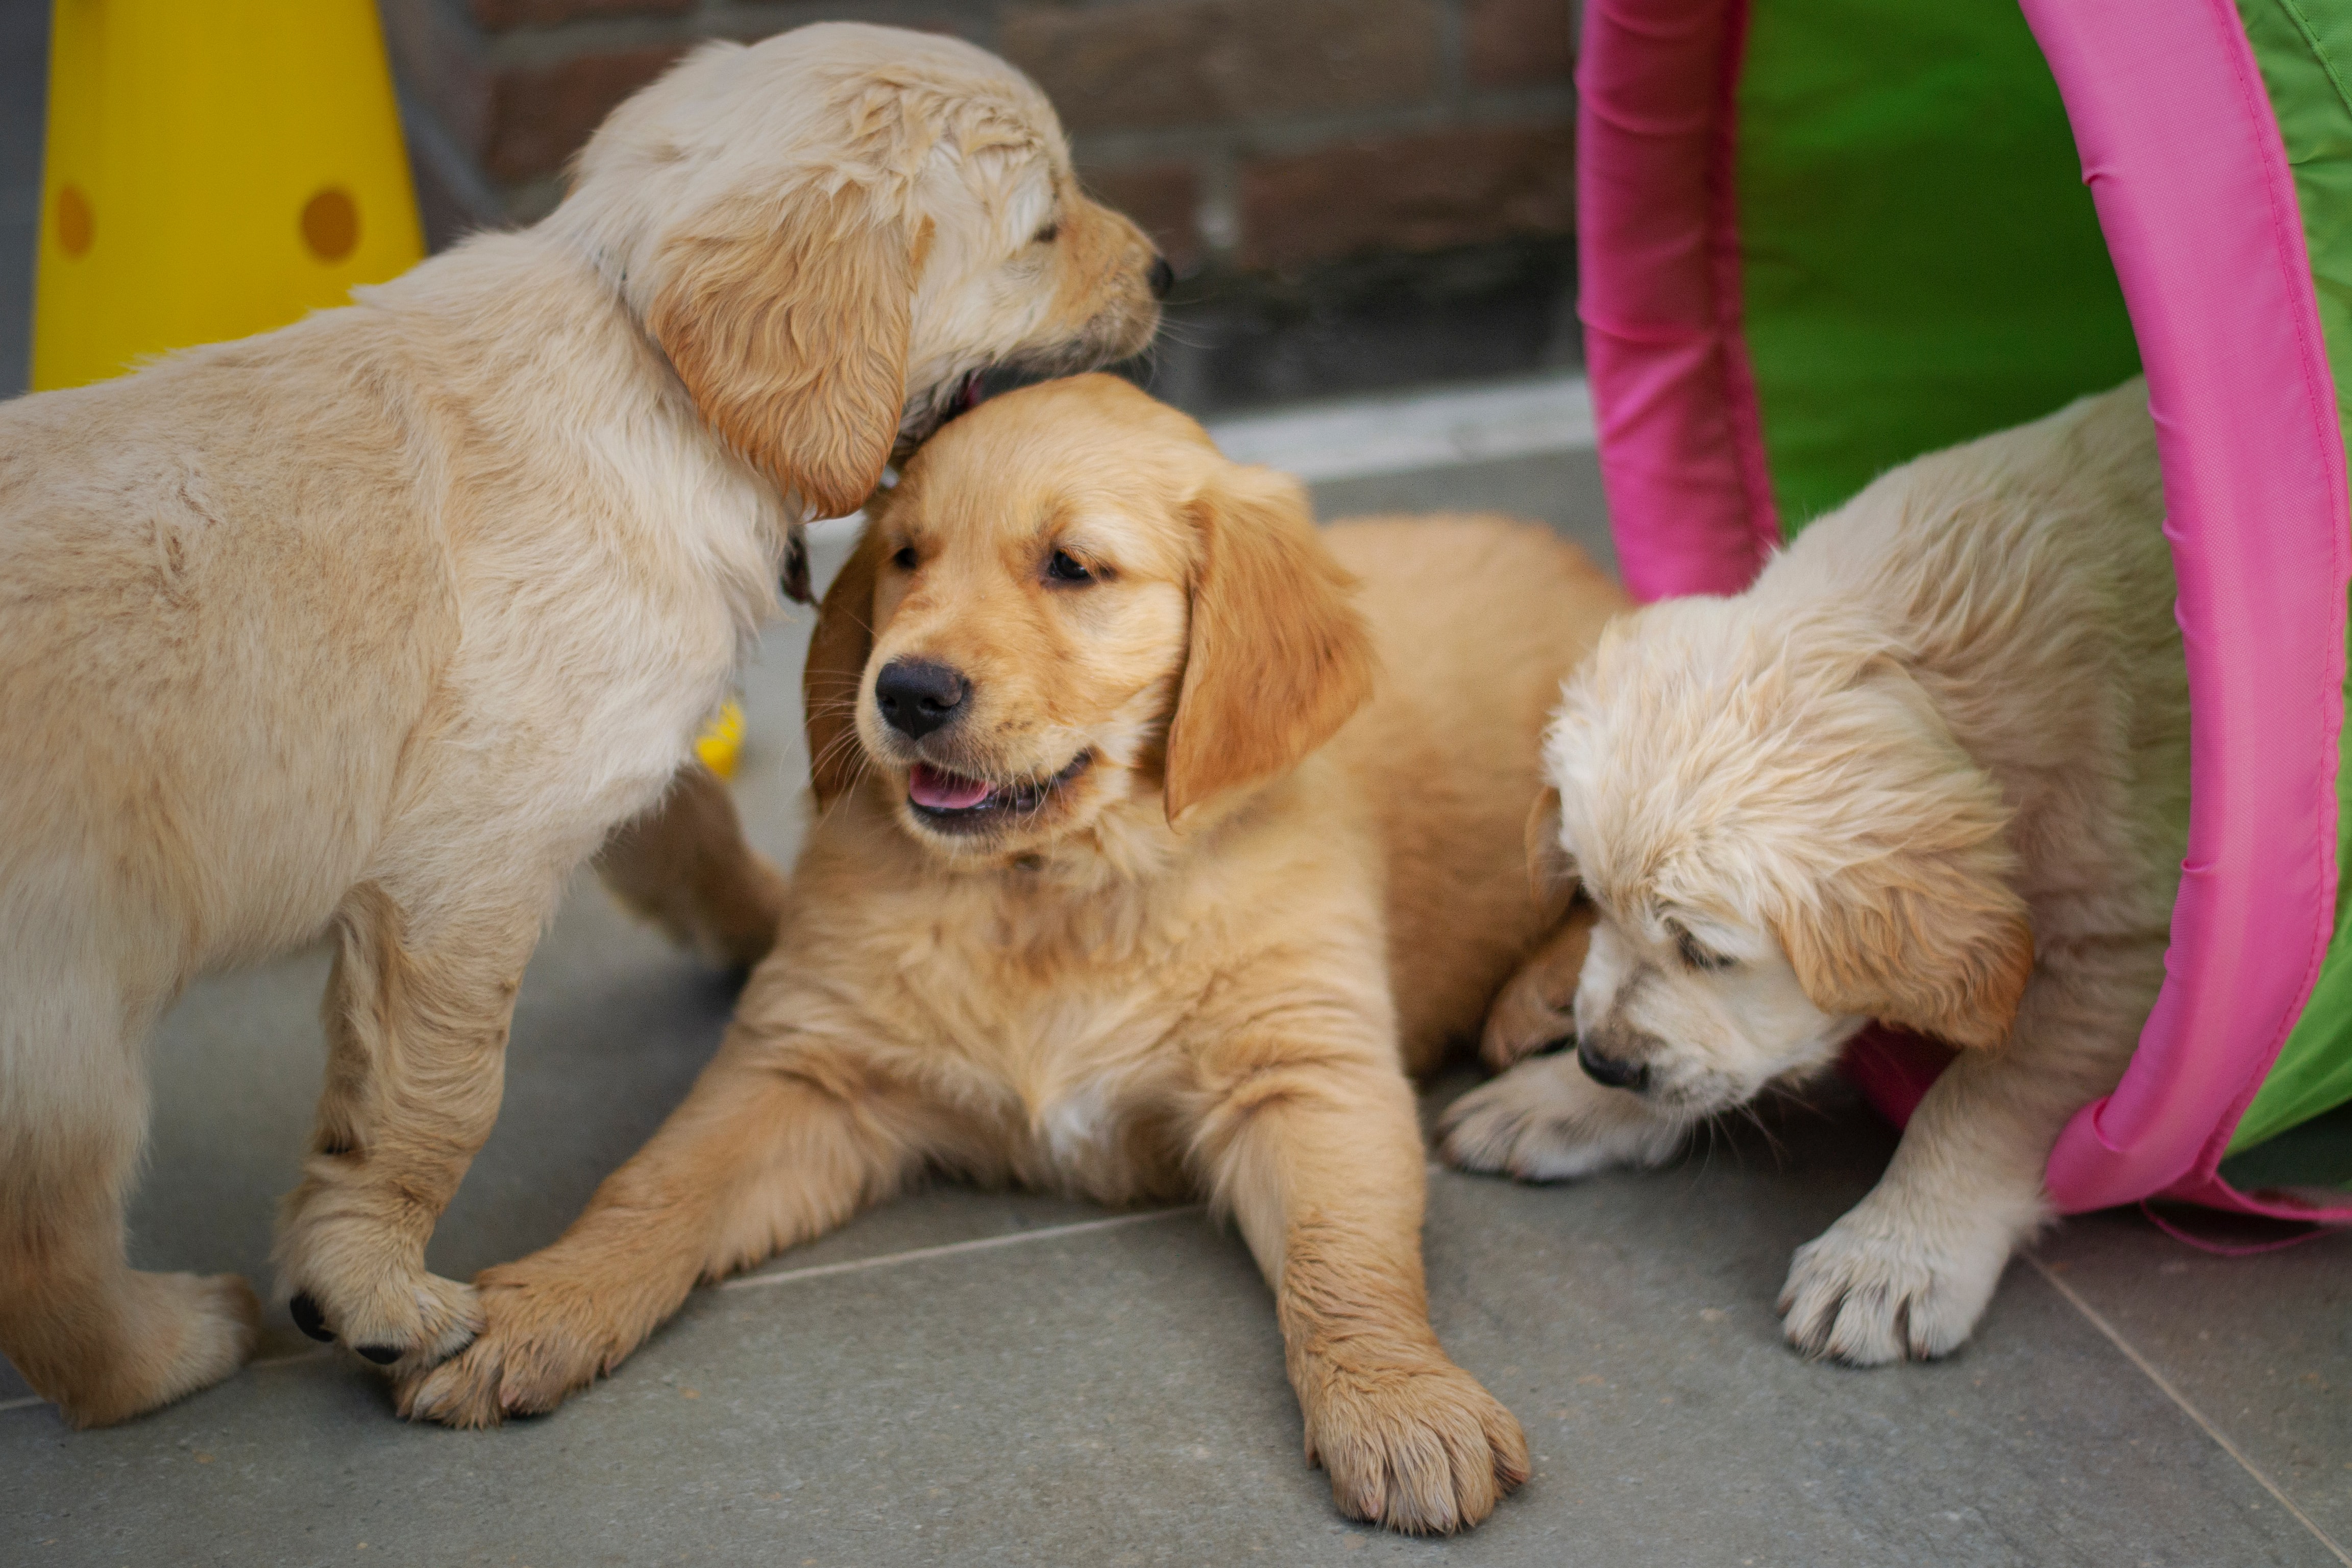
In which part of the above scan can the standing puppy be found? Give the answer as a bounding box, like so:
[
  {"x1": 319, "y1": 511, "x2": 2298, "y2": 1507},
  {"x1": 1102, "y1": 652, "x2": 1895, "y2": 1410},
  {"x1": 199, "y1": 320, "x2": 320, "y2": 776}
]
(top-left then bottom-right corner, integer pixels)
[
  {"x1": 1443, "y1": 380, "x2": 2183, "y2": 1364},
  {"x1": 0, "y1": 23, "x2": 1165, "y2": 1427},
  {"x1": 395, "y1": 376, "x2": 1629, "y2": 1535}
]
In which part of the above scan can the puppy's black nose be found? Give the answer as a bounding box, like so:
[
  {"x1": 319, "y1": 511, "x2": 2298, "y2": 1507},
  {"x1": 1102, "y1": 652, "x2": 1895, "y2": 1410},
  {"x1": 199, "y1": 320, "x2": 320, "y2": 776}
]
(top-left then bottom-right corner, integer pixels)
[
  {"x1": 875, "y1": 658, "x2": 968, "y2": 740},
  {"x1": 1577, "y1": 1038, "x2": 1649, "y2": 1092},
  {"x1": 1147, "y1": 254, "x2": 1174, "y2": 300}
]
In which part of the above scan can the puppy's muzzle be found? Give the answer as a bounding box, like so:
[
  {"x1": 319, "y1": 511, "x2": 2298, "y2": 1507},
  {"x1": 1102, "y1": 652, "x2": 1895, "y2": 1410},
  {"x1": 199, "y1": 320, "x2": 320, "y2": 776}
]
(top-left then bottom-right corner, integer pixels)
[
  {"x1": 875, "y1": 658, "x2": 969, "y2": 741},
  {"x1": 1576, "y1": 1025, "x2": 1654, "y2": 1093}
]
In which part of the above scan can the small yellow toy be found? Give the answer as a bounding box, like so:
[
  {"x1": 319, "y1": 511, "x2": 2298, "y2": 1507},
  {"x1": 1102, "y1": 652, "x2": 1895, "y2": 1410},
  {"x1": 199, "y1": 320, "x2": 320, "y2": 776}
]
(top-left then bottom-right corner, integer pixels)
[
  {"x1": 694, "y1": 698, "x2": 747, "y2": 781},
  {"x1": 33, "y1": 0, "x2": 423, "y2": 391}
]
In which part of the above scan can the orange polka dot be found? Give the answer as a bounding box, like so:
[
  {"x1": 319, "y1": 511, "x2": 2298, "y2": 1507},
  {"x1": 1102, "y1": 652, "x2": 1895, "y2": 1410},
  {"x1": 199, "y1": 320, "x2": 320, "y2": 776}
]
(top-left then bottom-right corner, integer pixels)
[
  {"x1": 55, "y1": 185, "x2": 92, "y2": 257},
  {"x1": 300, "y1": 187, "x2": 359, "y2": 262}
]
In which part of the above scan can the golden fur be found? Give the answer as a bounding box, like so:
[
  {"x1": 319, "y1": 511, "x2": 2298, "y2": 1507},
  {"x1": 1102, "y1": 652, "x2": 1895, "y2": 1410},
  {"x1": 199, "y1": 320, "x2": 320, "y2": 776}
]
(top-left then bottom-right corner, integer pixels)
[
  {"x1": 0, "y1": 24, "x2": 1163, "y2": 1428},
  {"x1": 1442, "y1": 379, "x2": 2185, "y2": 1364},
  {"x1": 393, "y1": 376, "x2": 1629, "y2": 1534}
]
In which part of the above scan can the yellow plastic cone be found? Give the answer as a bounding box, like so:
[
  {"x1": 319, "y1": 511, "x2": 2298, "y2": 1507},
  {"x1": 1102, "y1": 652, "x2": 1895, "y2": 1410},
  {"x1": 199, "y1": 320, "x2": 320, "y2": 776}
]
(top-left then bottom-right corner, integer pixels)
[{"x1": 32, "y1": 0, "x2": 424, "y2": 391}]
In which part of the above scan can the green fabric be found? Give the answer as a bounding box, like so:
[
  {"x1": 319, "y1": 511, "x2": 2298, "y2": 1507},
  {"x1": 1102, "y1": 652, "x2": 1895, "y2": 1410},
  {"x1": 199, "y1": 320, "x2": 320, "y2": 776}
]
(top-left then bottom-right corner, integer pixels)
[
  {"x1": 1733, "y1": 0, "x2": 2142, "y2": 533},
  {"x1": 1730, "y1": 0, "x2": 2352, "y2": 1177},
  {"x1": 2220, "y1": 0, "x2": 2352, "y2": 1164}
]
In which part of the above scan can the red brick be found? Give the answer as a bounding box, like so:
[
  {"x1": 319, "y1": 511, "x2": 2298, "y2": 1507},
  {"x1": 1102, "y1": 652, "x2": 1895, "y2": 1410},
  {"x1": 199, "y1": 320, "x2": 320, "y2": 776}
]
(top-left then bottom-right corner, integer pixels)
[
  {"x1": 1465, "y1": 0, "x2": 1577, "y2": 88},
  {"x1": 468, "y1": 0, "x2": 694, "y2": 31},
  {"x1": 1081, "y1": 161, "x2": 1204, "y2": 277},
  {"x1": 1002, "y1": 0, "x2": 1440, "y2": 135},
  {"x1": 1238, "y1": 120, "x2": 1574, "y2": 274},
  {"x1": 480, "y1": 44, "x2": 688, "y2": 183}
]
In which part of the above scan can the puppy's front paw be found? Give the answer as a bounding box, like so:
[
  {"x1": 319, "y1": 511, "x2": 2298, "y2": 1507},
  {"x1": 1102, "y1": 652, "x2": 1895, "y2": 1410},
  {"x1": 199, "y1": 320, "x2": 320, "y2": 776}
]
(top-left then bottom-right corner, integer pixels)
[
  {"x1": 1479, "y1": 982, "x2": 1575, "y2": 1073},
  {"x1": 1303, "y1": 1358, "x2": 1529, "y2": 1534},
  {"x1": 395, "y1": 1262, "x2": 621, "y2": 1428},
  {"x1": 1436, "y1": 1056, "x2": 1684, "y2": 1182},
  {"x1": 280, "y1": 1262, "x2": 479, "y2": 1376},
  {"x1": 1777, "y1": 1209, "x2": 2016, "y2": 1365}
]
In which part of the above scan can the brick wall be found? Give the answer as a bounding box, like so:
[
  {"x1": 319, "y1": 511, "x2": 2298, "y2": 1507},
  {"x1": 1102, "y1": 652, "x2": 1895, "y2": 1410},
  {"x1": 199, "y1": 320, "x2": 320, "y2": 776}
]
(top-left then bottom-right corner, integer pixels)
[{"x1": 382, "y1": 0, "x2": 1576, "y2": 284}]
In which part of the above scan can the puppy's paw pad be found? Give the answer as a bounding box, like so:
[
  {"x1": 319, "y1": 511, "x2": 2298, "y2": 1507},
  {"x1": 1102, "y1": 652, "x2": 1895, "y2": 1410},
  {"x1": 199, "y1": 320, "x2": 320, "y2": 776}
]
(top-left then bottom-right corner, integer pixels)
[
  {"x1": 1307, "y1": 1362, "x2": 1528, "y2": 1535},
  {"x1": 1777, "y1": 1220, "x2": 2008, "y2": 1366}
]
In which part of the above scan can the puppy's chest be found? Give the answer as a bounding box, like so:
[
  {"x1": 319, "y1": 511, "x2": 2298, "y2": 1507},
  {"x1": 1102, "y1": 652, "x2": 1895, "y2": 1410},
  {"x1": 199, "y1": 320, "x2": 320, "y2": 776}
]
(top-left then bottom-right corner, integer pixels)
[{"x1": 866, "y1": 900, "x2": 1221, "y2": 1191}]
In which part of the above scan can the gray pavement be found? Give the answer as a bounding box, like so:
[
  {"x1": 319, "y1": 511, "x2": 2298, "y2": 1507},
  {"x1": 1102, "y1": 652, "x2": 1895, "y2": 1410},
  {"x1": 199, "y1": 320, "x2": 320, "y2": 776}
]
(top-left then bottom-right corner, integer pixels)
[{"x1": 6, "y1": 455, "x2": 2350, "y2": 1565}]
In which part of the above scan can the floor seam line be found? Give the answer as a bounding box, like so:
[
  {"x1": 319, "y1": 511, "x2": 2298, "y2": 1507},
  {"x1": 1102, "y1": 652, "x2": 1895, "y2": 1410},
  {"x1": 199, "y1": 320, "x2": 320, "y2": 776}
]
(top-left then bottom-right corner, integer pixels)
[
  {"x1": 0, "y1": 1209, "x2": 1210, "y2": 1417},
  {"x1": 2028, "y1": 1254, "x2": 2350, "y2": 1563},
  {"x1": 716, "y1": 1206, "x2": 1205, "y2": 1293}
]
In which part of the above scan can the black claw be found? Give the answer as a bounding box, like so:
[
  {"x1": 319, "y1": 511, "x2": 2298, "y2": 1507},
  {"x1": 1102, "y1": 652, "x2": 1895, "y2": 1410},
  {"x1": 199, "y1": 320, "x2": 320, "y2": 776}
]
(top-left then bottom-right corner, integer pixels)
[
  {"x1": 354, "y1": 1343, "x2": 404, "y2": 1366},
  {"x1": 289, "y1": 1292, "x2": 334, "y2": 1343}
]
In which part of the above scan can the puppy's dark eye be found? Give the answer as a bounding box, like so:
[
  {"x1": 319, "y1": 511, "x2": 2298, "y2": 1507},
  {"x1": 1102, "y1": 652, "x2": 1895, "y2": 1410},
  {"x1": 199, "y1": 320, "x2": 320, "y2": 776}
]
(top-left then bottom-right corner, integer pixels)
[
  {"x1": 1046, "y1": 548, "x2": 1094, "y2": 584},
  {"x1": 1675, "y1": 925, "x2": 1735, "y2": 973},
  {"x1": 1034, "y1": 218, "x2": 1060, "y2": 244},
  {"x1": 891, "y1": 545, "x2": 919, "y2": 571}
]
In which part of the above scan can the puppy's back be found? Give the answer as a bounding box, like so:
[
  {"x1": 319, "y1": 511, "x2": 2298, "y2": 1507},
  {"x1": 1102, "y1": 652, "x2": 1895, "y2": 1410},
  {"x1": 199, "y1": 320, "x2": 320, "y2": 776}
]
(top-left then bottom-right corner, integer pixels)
[{"x1": 1320, "y1": 516, "x2": 1629, "y2": 1069}]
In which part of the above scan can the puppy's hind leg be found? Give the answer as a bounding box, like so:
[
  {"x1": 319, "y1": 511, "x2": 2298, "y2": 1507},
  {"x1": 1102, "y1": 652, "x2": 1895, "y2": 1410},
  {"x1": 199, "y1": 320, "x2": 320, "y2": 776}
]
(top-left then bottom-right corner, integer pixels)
[
  {"x1": 595, "y1": 762, "x2": 787, "y2": 971},
  {"x1": 0, "y1": 955, "x2": 259, "y2": 1427}
]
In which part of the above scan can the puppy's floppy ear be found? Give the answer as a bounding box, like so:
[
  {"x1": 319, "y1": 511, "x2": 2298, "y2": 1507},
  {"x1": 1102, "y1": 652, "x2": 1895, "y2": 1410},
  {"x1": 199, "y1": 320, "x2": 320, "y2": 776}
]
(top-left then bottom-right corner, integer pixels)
[
  {"x1": 1769, "y1": 669, "x2": 2033, "y2": 1048},
  {"x1": 803, "y1": 525, "x2": 888, "y2": 804},
  {"x1": 1777, "y1": 847, "x2": 2033, "y2": 1049},
  {"x1": 649, "y1": 182, "x2": 913, "y2": 520},
  {"x1": 1163, "y1": 465, "x2": 1376, "y2": 826}
]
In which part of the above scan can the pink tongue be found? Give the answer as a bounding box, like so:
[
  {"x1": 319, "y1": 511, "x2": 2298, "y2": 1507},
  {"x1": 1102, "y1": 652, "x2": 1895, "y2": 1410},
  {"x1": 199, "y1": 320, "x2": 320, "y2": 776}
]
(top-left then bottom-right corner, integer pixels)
[{"x1": 910, "y1": 764, "x2": 994, "y2": 811}]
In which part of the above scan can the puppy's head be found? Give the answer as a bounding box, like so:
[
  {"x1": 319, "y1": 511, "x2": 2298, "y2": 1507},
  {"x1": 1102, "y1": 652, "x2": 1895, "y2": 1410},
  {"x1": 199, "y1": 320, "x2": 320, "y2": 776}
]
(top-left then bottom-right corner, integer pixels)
[
  {"x1": 565, "y1": 24, "x2": 1167, "y2": 523},
  {"x1": 804, "y1": 375, "x2": 1374, "y2": 864},
  {"x1": 1543, "y1": 601, "x2": 2032, "y2": 1117}
]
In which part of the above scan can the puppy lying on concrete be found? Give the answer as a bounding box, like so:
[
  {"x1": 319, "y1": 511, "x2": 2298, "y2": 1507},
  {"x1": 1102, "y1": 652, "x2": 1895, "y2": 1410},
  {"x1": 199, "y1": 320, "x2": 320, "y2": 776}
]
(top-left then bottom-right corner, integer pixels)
[
  {"x1": 0, "y1": 23, "x2": 1164, "y2": 1427},
  {"x1": 1443, "y1": 380, "x2": 2182, "y2": 1364},
  {"x1": 396, "y1": 375, "x2": 1628, "y2": 1534}
]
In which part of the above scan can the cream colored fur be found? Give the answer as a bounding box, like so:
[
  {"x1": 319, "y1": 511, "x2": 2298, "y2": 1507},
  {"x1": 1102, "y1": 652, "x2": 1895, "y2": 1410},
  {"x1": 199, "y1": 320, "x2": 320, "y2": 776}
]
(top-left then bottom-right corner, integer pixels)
[
  {"x1": 0, "y1": 23, "x2": 1162, "y2": 1428},
  {"x1": 1442, "y1": 379, "x2": 2185, "y2": 1364},
  {"x1": 391, "y1": 376, "x2": 1629, "y2": 1534}
]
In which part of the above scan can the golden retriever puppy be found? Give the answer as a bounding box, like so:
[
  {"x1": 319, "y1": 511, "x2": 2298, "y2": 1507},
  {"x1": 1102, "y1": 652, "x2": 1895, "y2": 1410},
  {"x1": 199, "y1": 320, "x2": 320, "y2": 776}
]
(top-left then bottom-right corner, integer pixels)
[
  {"x1": 393, "y1": 375, "x2": 1628, "y2": 1534},
  {"x1": 0, "y1": 23, "x2": 1165, "y2": 1428},
  {"x1": 1442, "y1": 380, "x2": 2182, "y2": 1365}
]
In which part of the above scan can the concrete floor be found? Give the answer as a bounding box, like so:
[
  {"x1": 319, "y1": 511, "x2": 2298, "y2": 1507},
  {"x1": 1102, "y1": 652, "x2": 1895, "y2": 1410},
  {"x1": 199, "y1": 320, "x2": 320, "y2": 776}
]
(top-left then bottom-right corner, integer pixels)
[{"x1": 5, "y1": 433, "x2": 2350, "y2": 1565}]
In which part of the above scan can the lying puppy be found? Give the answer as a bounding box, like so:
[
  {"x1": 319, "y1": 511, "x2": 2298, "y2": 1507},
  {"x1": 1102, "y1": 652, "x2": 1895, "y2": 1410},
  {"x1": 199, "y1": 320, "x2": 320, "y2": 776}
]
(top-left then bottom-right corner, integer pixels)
[
  {"x1": 395, "y1": 375, "x2": 1628, "y2": 1534},
  {"x1": 0, "y1": 23, "x2": 1164, "y2": 1427},
  {"x1": 1442, "y1": 380, "x2": 2180, "y2": 1364}
]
